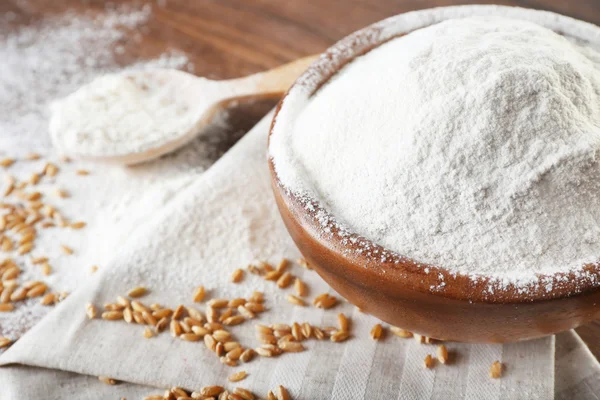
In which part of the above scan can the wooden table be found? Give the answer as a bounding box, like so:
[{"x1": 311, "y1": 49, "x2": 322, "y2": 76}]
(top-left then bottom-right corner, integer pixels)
[{"x1": 2, "y1": 0, "x2": 599, "y2": 357}]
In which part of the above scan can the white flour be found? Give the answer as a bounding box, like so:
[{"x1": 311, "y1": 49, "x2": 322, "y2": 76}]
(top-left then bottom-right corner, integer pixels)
[
  {"x1": 271, "y1": 16, "x2": 600, "y2": 289},
  {"x1": 49, "y1": 71, "x2": 202, "y2": 159},
  {"x1": 0, "y1": 4, "x2": 240, "y2": 340}
]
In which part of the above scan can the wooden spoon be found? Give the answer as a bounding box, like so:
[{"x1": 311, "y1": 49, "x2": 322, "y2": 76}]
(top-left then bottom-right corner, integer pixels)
[{"x1": 49, "y1": 55, "x2": 318, "y2": 165}]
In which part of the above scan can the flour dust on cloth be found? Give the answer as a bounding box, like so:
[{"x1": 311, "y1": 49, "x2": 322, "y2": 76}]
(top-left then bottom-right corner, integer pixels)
[{"x1": 0, "y1": 6, "x2": 599, "y2": 400}]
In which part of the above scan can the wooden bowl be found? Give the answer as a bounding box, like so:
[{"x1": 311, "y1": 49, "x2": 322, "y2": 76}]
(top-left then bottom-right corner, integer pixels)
[{"x1": 268, "y1": 6, "x2": 600, "y2": 343}]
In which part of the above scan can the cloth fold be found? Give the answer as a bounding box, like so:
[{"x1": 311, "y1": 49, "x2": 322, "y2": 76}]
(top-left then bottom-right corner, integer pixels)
[{"x1": 1, "y1": 113, "x2": 596, "y2": 399}]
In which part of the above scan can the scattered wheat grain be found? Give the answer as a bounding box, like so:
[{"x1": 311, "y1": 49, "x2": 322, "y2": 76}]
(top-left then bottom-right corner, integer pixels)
[
  {"x1": 228, "y1": 371, "x2": 248, "y2": 382},
  {"x1": 424, "y1": 354, "x2": 434, "y2": 369},
  {"x1": 231, "y1": 268, "x2": 244, "y2": 283},
  {"x1": 490, "y1": 361, "x2": 503, "y2": 379},
  {"x1": 370, "y1": 324, "x2": 383, "y2": 340},
  {"x1": 127, "y1": 286, "x2": 147, "y2": 298},
  {"x1": 98, "y1": 376, "x2": 116, "y2": 385},
  {"x1": 437, "y1": 345, "x2": 449, "y2": 364}
]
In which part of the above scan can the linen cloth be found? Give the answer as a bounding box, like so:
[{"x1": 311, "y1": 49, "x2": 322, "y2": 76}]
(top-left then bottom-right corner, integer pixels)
[{"x1": 0, "y1": 113, "x2": 597, "y2": 399}]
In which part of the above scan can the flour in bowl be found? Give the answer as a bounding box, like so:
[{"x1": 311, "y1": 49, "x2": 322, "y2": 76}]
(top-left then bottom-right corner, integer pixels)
[{"x1": 270, "y1": 16, "x2": 600, "y2": 289}]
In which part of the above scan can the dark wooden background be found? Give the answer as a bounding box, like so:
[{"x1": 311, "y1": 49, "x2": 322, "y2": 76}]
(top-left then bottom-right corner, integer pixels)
[{"x1": 2, "y1": 0, "x2": 598, "y2": 357}]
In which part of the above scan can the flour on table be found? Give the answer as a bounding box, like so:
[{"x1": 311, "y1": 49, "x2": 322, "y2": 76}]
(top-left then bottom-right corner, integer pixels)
[
  {"x1": 0, "y1": 4, "x2": 238, "y2": 340},
  {"x1": 270, "y1": 15, "x2": 600, "y2": 293}
]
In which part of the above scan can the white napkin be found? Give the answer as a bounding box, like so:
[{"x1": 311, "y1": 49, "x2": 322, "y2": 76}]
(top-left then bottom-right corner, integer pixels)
[{"x1": 2, "y1": 113, "x2": 596, "y2": 399}]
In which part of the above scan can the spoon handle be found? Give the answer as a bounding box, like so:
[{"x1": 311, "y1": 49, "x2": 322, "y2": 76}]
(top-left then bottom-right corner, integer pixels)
[{"x1": 219, "y1": 55, "x2": 319, "y2": 101}]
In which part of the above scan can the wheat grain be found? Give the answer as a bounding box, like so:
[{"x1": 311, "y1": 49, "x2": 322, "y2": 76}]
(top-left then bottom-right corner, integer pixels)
[
  {"x1": 437, "y1": 345, "x2": 449, "y2": 364},
  {"x1": 228, "y1": 371, "x2": 248, "y2": 382},
  {"x1": 1, "y1": 283, "x2": 16, "y2": 303},
  {"x1": 279, "y1": 341, "x2": 305, "y2": 353},
  {"x1": 490, "y1": 361, "x2": 503, "y2": 378},
  {"x1": 255, "y1": 347, "x2": 275, "y2": 357},
  {"x1": 24, "y1": 153, "x2": 40, "y2": 161},
  {"x1": 123, "y1": 307, "x2": 134, "y2": 323},
  {"x1": 277, "y1": 385, "x2": 291, "y2": 400},
  {"x1": 200, "y1": 386, "x2": 224, "y2": 397},
  {"x1": 180, "y1": 333, "x2": 202, "y2": 342},
  {"x1": 232, "y1": 387, "x2": 255, "y2": 400},
  {"x1": 208, "y1": 298, "x2": 229, "y2": 308},
  {"x1": 249, "y1": 291, "x2": 264, "y2": 304},
  {"x1": 186, "y1": 307, "x2": 203, "y2": 322},
  {"x1": 424, "y1": 354, "x2": 434, "y2": 369},
  {"x1": 153, "y1": 317, "x2": 168, "y2": 333},
  {"x1": 390, "y1": 327, "x2": 413, "y2": 338},
  {"x1": 226, "y1": 346, "x2": 244, "y2": 361},
  {"x1": 0, "y1": 337, "x2": 12, "y2": 348},
  {"x1": 143, "y1": 328, "x2": 155, "y2": 338},
  {"x1": 239, "y1": 348, "x2": 255, "y2": 363},
  {"x1": 103, "y1": 303, "x2": 124, "y2": 311},
  {"x1": 223, "y1": 315, "x2": 245, "y2": 326},
  {"x1": 244, "y1": 302, "x2": 265, "y2": 313},
  {"x1": 9, "y1": 287, "x2": 27, "y2": 302},
  {"x1": 26, "y1": 283, "x2": 47, "y2": 298},
  {"x1": 172, "y1": 304, "x2": 185, "y2": 320},
  {"x1": 41, "y1": 263, "x2": 52, "y2": 276},
  {"x1": 223, "y1": 341, "x2": 241, "y2": 352},
  {"x1": 98, "y1": 376, "x2": 117, "y2": 385},
  {"x1": 257, "y1": 261, "x2": 274, "y2": 273},
  {"x1": 60, "y1": 245, "x2": 73, "y2": 255},
  {"x1": 127, "y1": 286, "x2": 147, "y2": 298},
  {"x1": 70, "y1": 221, "x2": 86, "y2": 229},
  {"x1": 255, "y1": 324, "x2": 273, "y2": 335},
  {"x1": 218, "y1": 307, "x2": 233, "y2": 322},
  {"x1": 40, "y1": 292, "x2": 56, "y2": 305},
  {"x1": 231, "y1": 268, "x2": 244, "y2": 283},
  {"x1": 142, "y1": 311, "x2": 157, "y2": 326},
  {"x1": 330, "y1": 330, "x2": 349, "y2": 343},
  {"x1": 286, "y1": 295, "x2": 306, "y2": 307},
  {"x1": 170, "y1": 320, "x2": 182, "y2": 337},
  {"x1": 237, "y1": 305, "x2": 255, "y2": 319},
  {"x1": 291, "y1": 322, "x2": 302, "y2": 342},
  {"x1": 187, "y1": 287, "x2": 205, "y2": 305},
  {"x1": 204, "y1": 334, "x2": 217, "y2": 351},
  {"x1": 0, "y1": 158, "x2": 15, "y2": 168},
  {"x1": 85, "y1": 303, "x2": 97, "y2": 319},
  {"x1": 294, "y1": 278, "x2": 307, "y2": 297},
  {"x1": 338, "y1": 313, "x2": 350, "y2": 332},
  {"x1": 212, "y1": 329, "x2": 231, "y2": 342},
  {"x1": 171, "y1": 387, "x2": 188, "y2": 398},
  {"x1": 228, "y1": 298, "x2": 245, "y2": 308},
  {"x1": 2, "y1": 266, "x2": 19, "y2": 280},
  {"x1": 205, "y1": 322, "x2": 224, "y2": 331},
  {"x1": 131, "y1": 301, "x2": 149, "y2": 313},
  {"x1": 276, "y1": 272, "x2": 293, "y2": 289},
  {"x1": 102, "y1": 311, "x2": 123, "y2": 320},
  {"x1": 370, "y1": 324, "x2": 383, "y2": 340},
  {"x1": 132, "y1": 311, "x2": 145, "y2": 324}
]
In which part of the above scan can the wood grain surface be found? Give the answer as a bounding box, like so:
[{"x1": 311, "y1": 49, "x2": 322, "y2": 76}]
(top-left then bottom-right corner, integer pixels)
[{"x1": 2, "y1": 0, "x2": 598, "y2": 354}]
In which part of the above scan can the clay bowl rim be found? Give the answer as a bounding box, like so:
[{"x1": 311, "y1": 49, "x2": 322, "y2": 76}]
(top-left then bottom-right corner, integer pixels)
[{"x1": 267, "y1": 5, "x2": 600, "y2": 305}]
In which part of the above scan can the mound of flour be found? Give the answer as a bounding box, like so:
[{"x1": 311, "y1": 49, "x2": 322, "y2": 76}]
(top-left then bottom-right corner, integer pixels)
[{"x1": 270, "y1": 16, "x2": 600, "y2": 286}]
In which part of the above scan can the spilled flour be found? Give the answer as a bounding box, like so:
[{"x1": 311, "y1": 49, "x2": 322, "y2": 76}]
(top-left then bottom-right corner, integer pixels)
[
  {"x1": 0, "y1": 4, "x2": 241, "y2": 339},
  {"x1": 271, "y1": 15, "x2": 600, "y2": 291}
]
